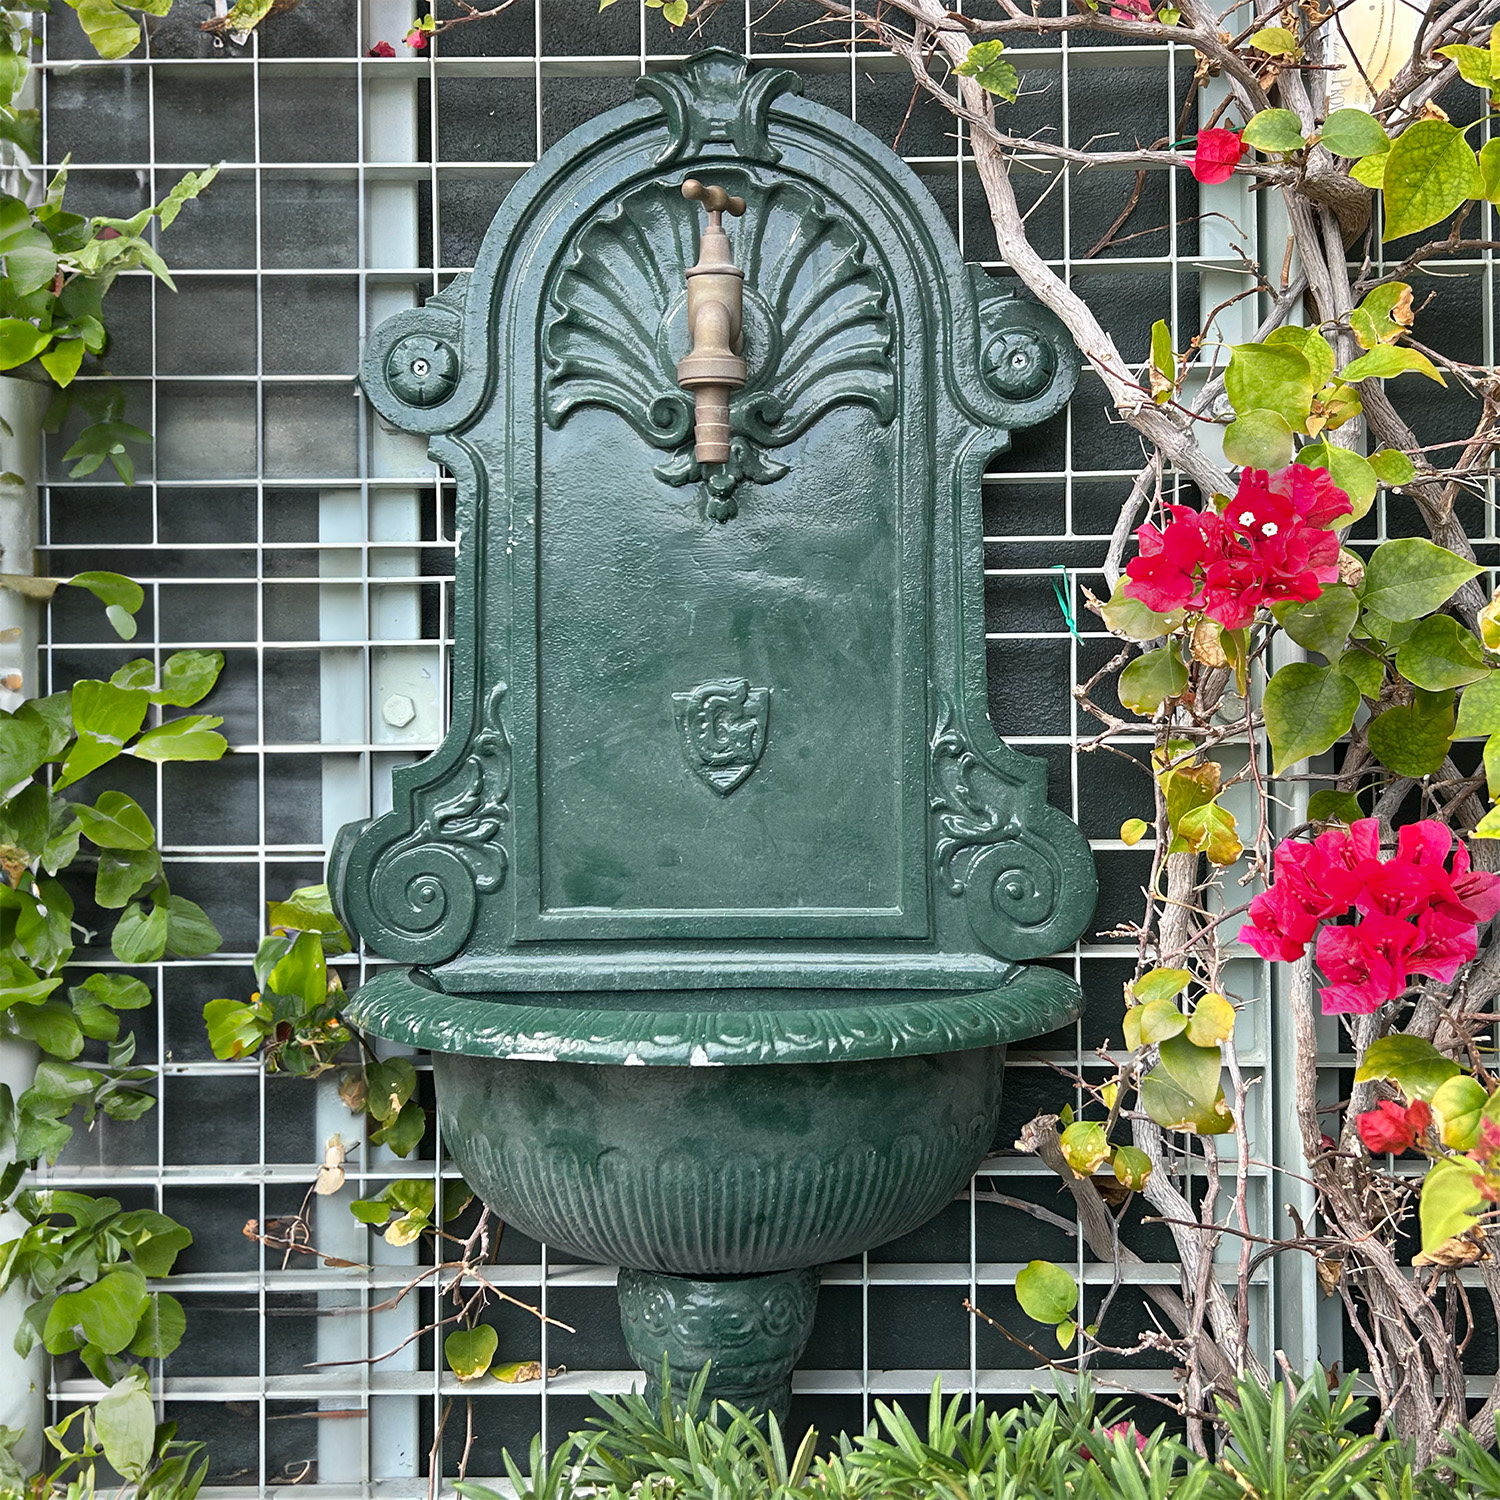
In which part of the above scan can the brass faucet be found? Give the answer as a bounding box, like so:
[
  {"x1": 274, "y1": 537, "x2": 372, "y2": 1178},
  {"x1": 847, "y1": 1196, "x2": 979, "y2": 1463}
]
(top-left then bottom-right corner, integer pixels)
[{"x1": 677, "y1": 179, "x2": 747, "y2": 466}]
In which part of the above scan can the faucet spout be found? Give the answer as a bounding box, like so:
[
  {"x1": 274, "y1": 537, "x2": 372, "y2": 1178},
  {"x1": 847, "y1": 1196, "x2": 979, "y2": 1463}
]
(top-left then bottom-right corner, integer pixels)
[{"x1": 677, "y1": 179, "x2": 747, "y2": 466}]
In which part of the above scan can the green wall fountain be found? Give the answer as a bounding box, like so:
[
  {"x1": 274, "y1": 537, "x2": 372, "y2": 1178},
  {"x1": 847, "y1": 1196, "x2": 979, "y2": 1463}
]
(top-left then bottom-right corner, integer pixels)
[{"x1": 331, "y1": 49, "x2": 1097, "y2": 1421}]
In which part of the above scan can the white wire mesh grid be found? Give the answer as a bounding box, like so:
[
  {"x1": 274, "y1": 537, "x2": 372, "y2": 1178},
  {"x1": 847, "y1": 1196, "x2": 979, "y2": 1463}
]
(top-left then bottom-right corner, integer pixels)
[{"x1": 29, "y1": 0, "x2": 1465, "y2": 1486}]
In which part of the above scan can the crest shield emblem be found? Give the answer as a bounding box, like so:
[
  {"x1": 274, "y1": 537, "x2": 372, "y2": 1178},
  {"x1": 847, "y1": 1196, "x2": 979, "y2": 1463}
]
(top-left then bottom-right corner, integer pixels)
[{"x1": 672, "y1": 678, "x2": 770, "y2": 795}]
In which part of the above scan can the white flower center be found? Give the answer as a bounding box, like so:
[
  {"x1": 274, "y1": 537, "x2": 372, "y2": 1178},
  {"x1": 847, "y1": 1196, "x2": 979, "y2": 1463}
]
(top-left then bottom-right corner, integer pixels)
[
  {"x1": 1261, "y1": 522, "x2": 1278, "y2": 537},
  {"x1": 1238, "y1": 511, "x2": 1255, "y2": 526}
]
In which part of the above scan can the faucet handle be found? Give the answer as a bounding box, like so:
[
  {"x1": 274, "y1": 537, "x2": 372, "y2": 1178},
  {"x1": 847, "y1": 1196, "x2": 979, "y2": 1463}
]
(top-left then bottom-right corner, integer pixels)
[{"x1": 681, "y1": 179, "x2": 745, "y2": 218}]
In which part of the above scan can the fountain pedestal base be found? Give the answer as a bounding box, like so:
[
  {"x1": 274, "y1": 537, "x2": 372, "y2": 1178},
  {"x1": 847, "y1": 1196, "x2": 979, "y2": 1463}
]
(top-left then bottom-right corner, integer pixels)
[{"x1": 617, "y1": 1267, "x2": 820, "y2": 1424}]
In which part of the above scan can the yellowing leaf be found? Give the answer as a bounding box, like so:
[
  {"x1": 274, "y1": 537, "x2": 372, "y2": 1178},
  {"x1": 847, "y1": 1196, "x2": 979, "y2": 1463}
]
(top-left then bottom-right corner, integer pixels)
[
  {"x1": 1186, "y1": 992, "x2": 1235, "y2": 1047},
  {"x1": 1119, "y1": 817, "x2": 1149, "y2": 846},
  {"x1": 444, "y1": 1324, "x2": 498, "y2": 1382}
]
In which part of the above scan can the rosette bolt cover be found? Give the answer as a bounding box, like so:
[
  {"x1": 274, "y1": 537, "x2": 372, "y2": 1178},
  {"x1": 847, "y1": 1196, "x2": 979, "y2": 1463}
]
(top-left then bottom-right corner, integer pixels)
[{"x1": 387, "y1": 334, "x2": 459, "y2": 407}]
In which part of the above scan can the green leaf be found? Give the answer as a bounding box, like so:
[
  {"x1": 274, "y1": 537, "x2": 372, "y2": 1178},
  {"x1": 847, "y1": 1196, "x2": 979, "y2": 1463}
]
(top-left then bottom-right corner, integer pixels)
[
  {"x1": 13, "y1": 1002, "x2": 83, "y2": 1058},
  {"x1": 127, "y1": 1291, "x2": 185, "y2": 1359},
  {"x1": 38, "y1": 337, "x2": 82, "y2": 387},
  {"x1": 1223, "y1": 408, "x2": 1294, "y2": 469},
  {"x1": 133, "y1": 714, "x2": 226, "y2": 763},
  {"x1": 0, "y1": 316, "x2": 46, "y2": 369},
  {"x1": 1485, "y1": 730, "x2": 1500, "y2": 798},
  {"x1": 111, "y1": 659, "x2": 156, "y2": 691},
  {"x1": 1360, "y1": 538, "x2": 1483, "y2": 621},
  {"x1": 202, "y1": 997, "x2": 268, "y2": 1060},
  {"x1": 1296, "y1": 442, "x2": 1377, "y2": 521},
  {"x1": 1263, "y1": 662, "x2": 1360, "y2": 772},
  {"x1": 0, "y1": 703, "x2": 63, "y2": 792},
  {"x1": 93, "y1": 1375, "x2": 155, "y2": 1480},
  {"x1": 1272, "y1": 583, "x2": 1358, "y2": 657},
  {"x1": 1432, "y1": 1074, "x2": 1488, "y2": 1150},
  {"x1": 1225, "y1": 342, "x2": 1315, "y2": 429},
  {"x1": 1176, "y1": 800, "x2": 1242, "y2": 864},
  {"x1": 111, "y1": 900, "x2": 168, "y2": 964},
  {"x1": 74, "y1": 789, "x2": 155, "y2": 850},
  {"x1": 1436, "y1": 41, "x2": 1494, "y2": 89},
  {"x1": 1480, "y1": 138, "x2": 1500, "y2": 203},
  {"x1": 365, "y1": 1058, "x2": 417, "y2": 1122},
  {"x1": 953, "y1": 39, "x2": 1019, "y2": 102},
  {"x1": 1419, "y1": 1156, "x2": 1485, "y2": 1254},
  {"x1": 1149, "y1": 318, "x2": 1174, "y2": 403},
  {"x1": 0, "y1": 954, "x2": 62, "y2": 1006},
  {"x1": 1341, "y1": 344, "x2": 1446, "y2": 386},
  {"x1": 1111, "y1": 1145, "x2": 1153, "y2": 1190},
  {"x1": 1140, "y1": 1064, "x2": 1232, "y2": 1133},
  {"x1": 108, "y1": 1210, "x2": 190, "y2": 1278},
  {"x1": 1241, "y1": 108, "x2": 1306, "y2": 153},
  {"x1": 165, "y1": 894, "x2": 220, "y2": 957},
  {"x1": 1307, "y1": 789, "x2": 1364, "y2": 823},
  {"x1": 1395, "y1": 615, "x2": 1489, "y2": 690},
  {"x1": 68, "y1": 0, "x2": 143, "y2": 58},
  {"x1": 1380, "y1": 119, "x2": 1483, "y2": 241},
  {"x1": 350, "y1": 1198, "x2": 393, "y2": 1225},
  {"x1": 15, "y1": 878, "x2": 74, "y2": 972},
  {"x1": 155, "y1": 649, "x2": 223, "y2": 707},
  {"x1": 1158, "y1": 1031, "x2": 1222, "y2": 1102},
  {"x1": 445, "y1": 1324, "x2": 499, "y2": 1382},
  {"x1": 1319, "y1": 107, "x2": 1390, "y2": 159},
  {"x1": 1138, "y1": 997, "x2": 1188, "y2": 1043},
  {"x1": 1354, "y1": 1034, "x2": 1461, "y2": 1100},
  {"x1": 267, "y1": 882, "x2": 350, "y2": 954},
  {"x1": 1059, "y1": 1119, "x2": 1111, "y2": 1177},
  {"x1": 1366, "y1": 690, "x2": 1455, "y2": 777},
  {"x1": 95, "y1": 846, "x2": 161, "y2": 909},
  {"x1": 67, "y1": 571, "x2": 142, "y2": 627},
  {"x1": 1248, "y1": 25, "x2": 1299, "y2": 54},
  {"x1": 267, "y1": 930, "x2": 326, "y2": 1007},
  {"x1": 1473, "y1": 805, "x2": 1500, "y2": 838},
  {"x1": 1015, "y1": 1259, "x2": 1078, "y2": 1324},
  {"x1": 1334, "y1": 645, "x2": 1383, "y2": 697},
  {"x1": 1099, "y1": 576, "x2": 1185, "y2": 641},
  {"x1": 370, "y1": 1098, "x2": 425, "y2": 1158},
  {"x1": 1265, "y1": 325, "x2": 1336, "y2": 388},
  {"x1": 1352, "y1": 153, "x2": 1387, "y2": 188},
  {"x1": 56, "y1": 679, "x2": 148, "y2": 789},
  {"x1": 1457, "y1": 673, "x2": 1500, "y2": 737},
  {"x1": 45, "y1": 1268, "x2": 148, "y2": 1355},
  {"x1": 1118, "y1": 645, "x2": 1187, "y2": 715},
  {"x1": 1368, "y1": 447, "x2": 1416, "y2": 485},
  {"x1": 1132, "y1": 966, "x2": 1191, "y2": 1003}
]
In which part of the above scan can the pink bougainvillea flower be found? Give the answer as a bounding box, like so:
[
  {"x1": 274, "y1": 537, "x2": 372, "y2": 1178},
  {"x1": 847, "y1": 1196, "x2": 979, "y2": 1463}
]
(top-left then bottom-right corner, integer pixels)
[
  {"x1": 1190, "y1": 128, "x2": 1245, "y2": 185},
  {"x1": 1123, "y1": 464, "x2": 1345, "y2": 631},
  {"x1": 1123, "y1": 504, "x2": 1218, "y2": 615},
  {"x1": 1108, "y1": 0, "x2": 1153, "y2": 18},
  {"x1": 1357, "y1": 1098, "x2": 1431, "y2": 1155},
  {"x1": 1241, "y1": 816, "x2": 1500, "y2": 1014},
  {"x1": 404, "y1": 26, "x2": 429, "y2": 48},
  {"x1": 1315, "y1": 915, "x2": 1416, "y2": 1014},
  {"x1": 366, "y1": 39, "x2": 397, "y2": 55},
  {"x1": 1267, "y1": 462, "x2": 1354, "y2": 528}
]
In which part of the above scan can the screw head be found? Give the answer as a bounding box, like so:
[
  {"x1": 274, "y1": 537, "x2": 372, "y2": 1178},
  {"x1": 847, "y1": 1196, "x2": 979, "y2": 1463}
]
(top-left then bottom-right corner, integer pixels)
[{"x1": 382, "y1": 693, "x2": 416, "y2": 728}]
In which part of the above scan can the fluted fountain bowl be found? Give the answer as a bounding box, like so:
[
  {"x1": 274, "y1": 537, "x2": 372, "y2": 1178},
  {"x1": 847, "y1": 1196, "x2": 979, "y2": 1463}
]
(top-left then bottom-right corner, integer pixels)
[{"x1": 435, "y1": 1044, "x2": 1003, "y2": 1274}]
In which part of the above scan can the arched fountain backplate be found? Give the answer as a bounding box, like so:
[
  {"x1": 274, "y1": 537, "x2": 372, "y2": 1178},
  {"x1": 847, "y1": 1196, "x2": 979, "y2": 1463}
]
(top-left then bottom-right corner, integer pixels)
[{"x1": 332, "y1": 48, "x2": 1098, "y2": 1422}]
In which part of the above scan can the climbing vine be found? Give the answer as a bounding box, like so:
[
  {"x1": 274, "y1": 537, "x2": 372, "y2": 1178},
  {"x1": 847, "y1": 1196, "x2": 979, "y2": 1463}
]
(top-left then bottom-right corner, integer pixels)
[{"x1": 789, "y1": 0, "x2": 1500, "y2": 1459}]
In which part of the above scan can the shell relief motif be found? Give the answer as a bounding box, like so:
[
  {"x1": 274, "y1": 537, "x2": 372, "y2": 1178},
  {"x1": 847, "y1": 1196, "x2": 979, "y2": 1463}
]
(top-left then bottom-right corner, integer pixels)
[{"x1": 542, "y1": 173, "x2": 896, "y2": 522}]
